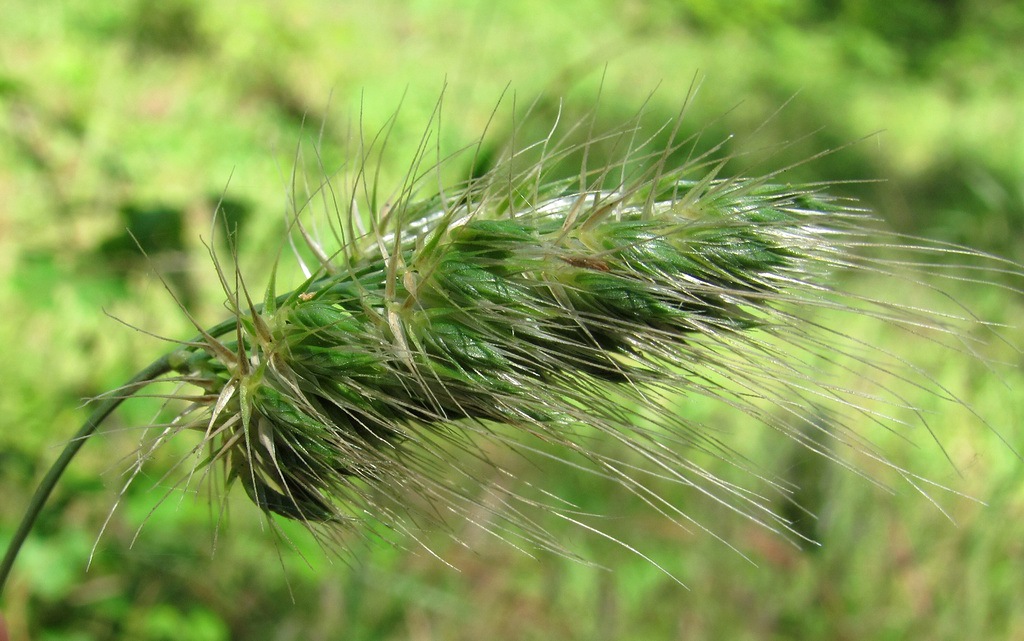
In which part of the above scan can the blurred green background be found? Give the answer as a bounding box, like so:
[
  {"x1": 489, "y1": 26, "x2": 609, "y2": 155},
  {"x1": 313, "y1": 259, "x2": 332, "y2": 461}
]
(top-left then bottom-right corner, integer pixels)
[{"x1": 2, "y1": 1, "x2": 1023, "y2": 639}]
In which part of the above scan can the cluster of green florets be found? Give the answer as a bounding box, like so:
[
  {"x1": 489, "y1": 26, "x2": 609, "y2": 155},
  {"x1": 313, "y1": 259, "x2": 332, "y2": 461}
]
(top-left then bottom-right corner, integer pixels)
[{"x1": 166, "y1": 178, "x2": 848, "y2": 537}]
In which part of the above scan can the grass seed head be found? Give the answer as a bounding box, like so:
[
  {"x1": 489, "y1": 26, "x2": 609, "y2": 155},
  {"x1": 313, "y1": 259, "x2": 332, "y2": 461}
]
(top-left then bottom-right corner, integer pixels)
[{"x1": 139, "y1": 94, "x2": 1023, "y2": 573}]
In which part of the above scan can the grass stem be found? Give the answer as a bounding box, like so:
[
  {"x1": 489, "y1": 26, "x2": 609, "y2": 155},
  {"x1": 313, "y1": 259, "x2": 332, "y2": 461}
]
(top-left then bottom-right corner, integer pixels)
[{"x1": 0, "y1": 355, "x2": 175, "y2": 598}]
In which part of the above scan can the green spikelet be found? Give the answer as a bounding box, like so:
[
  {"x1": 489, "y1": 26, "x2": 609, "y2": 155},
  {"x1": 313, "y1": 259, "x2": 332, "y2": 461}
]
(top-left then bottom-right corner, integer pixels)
[
  {"x1": 152, "y1": 94, "x2": 1019, "y2": 567},
  {"x1": 171, "y1": 180, "x2": 838, "y2": 531}
]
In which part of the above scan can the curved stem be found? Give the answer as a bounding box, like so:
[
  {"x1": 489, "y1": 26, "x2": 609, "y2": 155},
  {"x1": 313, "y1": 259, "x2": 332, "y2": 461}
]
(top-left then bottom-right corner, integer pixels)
[{"x1": 0, "y1": 354, "x2": 175, "y2": 598}]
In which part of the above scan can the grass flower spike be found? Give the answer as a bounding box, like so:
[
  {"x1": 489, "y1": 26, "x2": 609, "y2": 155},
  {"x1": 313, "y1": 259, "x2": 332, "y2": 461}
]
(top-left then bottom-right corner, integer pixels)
[{"x1": 2, "y1": 95, "x2": 1020, "y2": 593}]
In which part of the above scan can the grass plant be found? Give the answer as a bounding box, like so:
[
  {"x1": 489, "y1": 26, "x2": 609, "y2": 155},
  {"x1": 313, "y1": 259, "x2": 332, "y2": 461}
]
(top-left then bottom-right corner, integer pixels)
[{"x1": 2, "y1": 93, "x2": 1021, "y2": 614}]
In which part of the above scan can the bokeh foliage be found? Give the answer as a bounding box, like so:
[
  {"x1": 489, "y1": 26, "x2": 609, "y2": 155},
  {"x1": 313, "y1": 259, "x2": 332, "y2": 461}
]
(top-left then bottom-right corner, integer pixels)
[{"x1": 1, "y1": 0, "x2": 1023, "y2": 639}]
